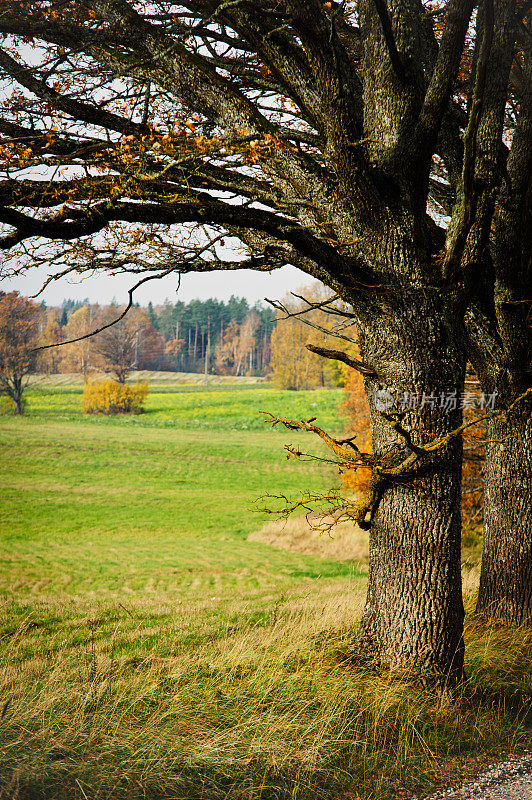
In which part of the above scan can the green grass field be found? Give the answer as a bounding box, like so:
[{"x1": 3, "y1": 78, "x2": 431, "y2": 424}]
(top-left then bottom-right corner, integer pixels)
[
  {"x1": 1, "y1": 383, "x2": 350, "y2": 602},
  {"x1": 1, "y1": 380, "x2": 531, "y2": 800}
]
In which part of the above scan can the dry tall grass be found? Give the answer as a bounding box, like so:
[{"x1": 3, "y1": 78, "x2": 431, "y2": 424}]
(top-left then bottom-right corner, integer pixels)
[
  {"x1": 249, "y1": 515, "x2": 369, "y2": 563},
  {"x1": 1, "y1": 582, "x2": 531, "y2": 800}
]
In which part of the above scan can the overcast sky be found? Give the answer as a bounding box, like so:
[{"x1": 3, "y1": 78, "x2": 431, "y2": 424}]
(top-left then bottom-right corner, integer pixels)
[{"x1": 2, "y1": 264, "x2": 309, "y2": 307}]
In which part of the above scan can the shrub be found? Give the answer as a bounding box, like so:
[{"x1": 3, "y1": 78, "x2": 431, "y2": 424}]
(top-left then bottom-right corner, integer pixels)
[{"x1": 82, "y1": 379, "x2": 148, "y2": 415}]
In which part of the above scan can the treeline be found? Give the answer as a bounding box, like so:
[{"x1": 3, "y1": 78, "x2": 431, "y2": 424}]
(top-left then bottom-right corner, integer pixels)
[
  {"x1": 4, "y1": 283, "x2": 364, "y2": 389},
  {"x1": 39, "y1": 296, "x2": 276, "y2": 377},
  {"x1": 147, "y1": 297, "x2": 275, "y2": 375}
]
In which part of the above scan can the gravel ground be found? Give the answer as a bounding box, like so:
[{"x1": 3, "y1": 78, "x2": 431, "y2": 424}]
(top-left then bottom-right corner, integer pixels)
[{"x1": 416, "y1": 753, "x2": 532, "y2": 800}]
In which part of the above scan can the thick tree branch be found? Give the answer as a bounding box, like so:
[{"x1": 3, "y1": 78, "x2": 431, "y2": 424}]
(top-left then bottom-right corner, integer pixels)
[
  {"x1": 284, "y1": 0, "x2": 372, "y2": 204},
  {"x1": 208, "y1": 1, "x2": 326, "y2": 133},
  {"x1": 415, "y1": 0, "x2": 475, "y2": 168},
  {"x1": 0, "y1": 48, "x2": 149, "y2": 137},
  {"x1": 305, "y1": 343, "x2": 378, "y2": 377},
  {"x1": 372, "y1": 0, "x2": 406, "y2": 81},
  {"x1": 82, "y1": 0, "x2": 274, "y2": 135},
  {"x1": 0, "y1": 198, "x2": 356, "y2": 280},
  {"x1": 0, "y1": 120, "x2": 108, "y2": 159},
  {"x1": 442, "y1": 0, "x2": 495, "y2": 282}
]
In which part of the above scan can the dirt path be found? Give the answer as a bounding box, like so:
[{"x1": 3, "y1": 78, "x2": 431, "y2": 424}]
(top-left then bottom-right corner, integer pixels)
[{"x1": 418, "y1": 753, "x2": 532, "y2": 800}]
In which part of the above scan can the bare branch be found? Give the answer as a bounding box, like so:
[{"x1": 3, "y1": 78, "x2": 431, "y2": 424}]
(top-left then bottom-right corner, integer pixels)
[
  {"x1": 266, "y1": 297, "x2": 360, "y2": 343},
  {"x1": 263, "y1": 387, "x2": 532, "y2": 534},
  {"x1": 83, "y1": 0, "x2": 274, "y2": 135},
  {"x1": 0, "y1": 47, "x2": 149, "y2": 137},
  {"x1": 263, "y1": 411, "x2": 372, "y2": 464},
  {"x1": 289, "y1": 291, "x2": 356, "y2": 317},
  {"x1": 0, "y1": 199, "x2": 347, "y2": 280}
]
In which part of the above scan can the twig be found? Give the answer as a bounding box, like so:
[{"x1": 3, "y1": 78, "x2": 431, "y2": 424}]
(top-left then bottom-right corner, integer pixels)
[{"x1": 266, "y1": 297, "x2": 358, "y2": 343}]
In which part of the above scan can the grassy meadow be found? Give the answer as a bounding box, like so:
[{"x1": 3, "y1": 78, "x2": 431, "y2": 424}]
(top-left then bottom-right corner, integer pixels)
[{"x1": 0, "y1": 377, "x2": 531, "y2": 800}]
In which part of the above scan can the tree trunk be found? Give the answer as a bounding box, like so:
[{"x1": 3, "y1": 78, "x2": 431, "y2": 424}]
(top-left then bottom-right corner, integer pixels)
[
  {"x1": 204, "y1": 335, "x2": 210, "y2": 385},
  {"x1": 354, "y1": 297, "x2": 466, "y2": 685},
  {"x1": 12, "y1": 376, "x2": 23, "y2": 415},
  {"x1": 476, "y1": 402, "x2": 532, "y2": 626}
]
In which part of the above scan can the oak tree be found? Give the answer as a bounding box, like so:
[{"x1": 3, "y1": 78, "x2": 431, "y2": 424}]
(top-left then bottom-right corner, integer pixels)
[
  {"x1": 0, "y1": 0, "x2": 530, "y2": 677},
  {"x1": 465, "y1": 27, "x2": 532, "y2": 626}
]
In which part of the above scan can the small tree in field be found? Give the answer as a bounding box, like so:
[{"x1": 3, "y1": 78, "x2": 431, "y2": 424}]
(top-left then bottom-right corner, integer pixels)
[
  {"x1": 61, "y1": 305, "x2": 101, "y2": 381},
  {"x1": 0, "y1": 292, "x2": 39, "y2": 414},
  {"x1": 94, "y1": 307, "x2": 152, "y2": 383}
]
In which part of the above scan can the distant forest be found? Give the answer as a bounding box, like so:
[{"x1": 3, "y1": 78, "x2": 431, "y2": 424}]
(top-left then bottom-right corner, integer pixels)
[{"x1": 47, "y1": 296, "x2": 276, "y2": 376}]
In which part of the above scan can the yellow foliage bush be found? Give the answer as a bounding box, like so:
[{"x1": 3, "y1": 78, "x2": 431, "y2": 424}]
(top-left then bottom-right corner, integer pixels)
[{"x1": 82, "y1": 379, "x2": 148, "y2": 415}]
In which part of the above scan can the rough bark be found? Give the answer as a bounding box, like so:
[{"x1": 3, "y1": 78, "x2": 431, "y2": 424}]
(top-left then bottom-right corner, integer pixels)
[
  {"x1": 466, "y1": 6, "x2": 532, "y2": 627},
  {"x1": 476, "y1": 402, "x2": 532, "y2": 626},
  {"x1": 13, "y1": 392, "x2": 22, "y2": 415},
  {"x1": 353, "y1": 292, "x2": 466, "y2": 684}
]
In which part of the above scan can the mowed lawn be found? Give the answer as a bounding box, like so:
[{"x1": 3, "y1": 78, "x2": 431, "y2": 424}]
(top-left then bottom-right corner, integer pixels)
[
  {"x1": 0, "y1": 384, "x2": 351, "y2": 601},
  {"x1": 1, "y1": 382, "x2": 530, "y2": 800}
]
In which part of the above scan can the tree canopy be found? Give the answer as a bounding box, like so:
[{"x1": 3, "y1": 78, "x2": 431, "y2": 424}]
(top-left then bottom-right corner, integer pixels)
[{"x1": 0, "y1": 1, "x2": 528, "y2": 386}]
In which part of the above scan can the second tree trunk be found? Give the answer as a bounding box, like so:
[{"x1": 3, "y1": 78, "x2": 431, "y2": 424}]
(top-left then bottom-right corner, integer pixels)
[{"x1": 476, "y1": 402, "x2": 532, "y2": 626}]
